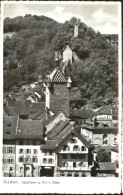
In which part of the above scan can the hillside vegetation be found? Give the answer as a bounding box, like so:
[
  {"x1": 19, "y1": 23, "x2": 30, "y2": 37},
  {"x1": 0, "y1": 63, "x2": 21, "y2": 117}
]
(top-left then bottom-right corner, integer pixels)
[{"x1": 3, "y1": 15, "x2": 118, "y2": 108}]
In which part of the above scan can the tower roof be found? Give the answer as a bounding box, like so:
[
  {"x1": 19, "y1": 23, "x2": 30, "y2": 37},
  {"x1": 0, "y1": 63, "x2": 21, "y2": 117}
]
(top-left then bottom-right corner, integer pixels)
[{"x1": 49, "y1": 68, "x2": 67, "y2": 83}]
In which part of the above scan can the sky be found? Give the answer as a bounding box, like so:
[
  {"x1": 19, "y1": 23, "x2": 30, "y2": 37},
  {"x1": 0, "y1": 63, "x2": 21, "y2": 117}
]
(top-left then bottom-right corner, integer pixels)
[{"x1": 3, "y1": 2, "x2": 121, "y2": 34}]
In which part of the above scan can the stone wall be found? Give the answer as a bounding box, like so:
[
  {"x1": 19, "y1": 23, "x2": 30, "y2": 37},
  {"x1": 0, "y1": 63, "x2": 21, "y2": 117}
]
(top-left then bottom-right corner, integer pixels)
[{"x1": 50, "y1": 83, "x2": 70, "y2": 118}]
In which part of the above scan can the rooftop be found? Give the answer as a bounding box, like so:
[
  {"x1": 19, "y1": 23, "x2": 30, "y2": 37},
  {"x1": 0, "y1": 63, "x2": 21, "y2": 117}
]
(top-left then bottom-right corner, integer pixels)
[
  {"x1": 16, "y1": 119, "x2": 44, "y2": 139},
  {"x1": 41, "y1": 140, "x2": 58, "y2": 150},
  {"x1": 111, "y1": 145, "x2": 119, "y2": 153},
  {"x1": 70, "y1": 108, "x2": 96, "y2": 119},
  {"x1": 49, "y1": 68, "x2": 67, "y2": 83},
  {"x1": 45, "y1": 111, "x2": 65, "y2": 126},
  {"x1": 47, "y1": 120, "x2": 93, "y2": 148},
  {"x1": 96, "y1": 162, "x2": 116, "y2": 171}
]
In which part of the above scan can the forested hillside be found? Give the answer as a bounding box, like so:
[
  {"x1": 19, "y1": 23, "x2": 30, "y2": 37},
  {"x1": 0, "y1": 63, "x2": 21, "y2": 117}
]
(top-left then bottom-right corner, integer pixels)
[{"x1": 3, "y1": 15, "x2": 118, "y2": 108}]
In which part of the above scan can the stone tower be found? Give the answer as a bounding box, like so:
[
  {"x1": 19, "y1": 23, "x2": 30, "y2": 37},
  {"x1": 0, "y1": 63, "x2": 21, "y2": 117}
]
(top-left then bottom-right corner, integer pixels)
[
  {"x1": 45, "y1": 68, "x2": 72, "y2": 118},
  {"x1": 74, "y1": 23, "x2": 78, "y2": 37}
]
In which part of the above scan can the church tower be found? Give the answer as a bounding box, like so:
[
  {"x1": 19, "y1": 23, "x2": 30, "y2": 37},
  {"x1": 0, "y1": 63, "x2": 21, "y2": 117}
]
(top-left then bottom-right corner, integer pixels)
[
  {"x1": 45, "y1": 68, "x2": 72, "y2": 118},
  {"x1": 74, "y1": 22, "x2": 79, "y2": 37}
]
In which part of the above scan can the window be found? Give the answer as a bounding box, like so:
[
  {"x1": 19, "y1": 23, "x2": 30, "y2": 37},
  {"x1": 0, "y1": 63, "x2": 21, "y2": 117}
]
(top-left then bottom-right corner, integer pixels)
[
  {"x1": 67, "y1": 172, "x2": 72, "y2": 177},
  {"x1": 6, "y1": 130, "x2": 11, "y2": 134},
  {"x1": 10, "y1": 167, "x2": 13, "y2": 171},
  {"x1": 20, "y1": 167, "x2": 23, "y2": 172},
  {"x1": 19, "y1": 149, "x2": 23, "y2": 154},
  {"x1": 70, "y1": 138, "x2": 77, "y2": 143},
  {"x1": 103, "y1": 134, "x2": 108, "y2": 144},
  {"x1": 114, "y1": 138, "x2": 117, "y2": 143},
  {"x1": 7, "y1": 123, "x2": 11, "y2": 127},
  {"x1": 63, "y1": 145, "x2": 70, "y2": 151},
  {"x1": 3, "y1": 159, "x2": 6, "y2": 164},
  {"x1": 3, "y1": 147, "x2": 6, "y2": 154},
  {"x1": 82, "y1": 172, "x2": 86, "y2": 177},
  {"x1": 25, "y1": 157, "x2": 31, "y2": 163},
  {"x1": 73, "y1": 162, "x2": 76, "y2": 168},
  {"x1": 73, "y1": 145, "x2": 80, "y2": 151},
  {"x1": 7, "y1": 158, "x2": 14, "y2": 164},
  {"x1": 7, "y1": 147, "x2": 14, "y2": 154},
  {"x1": 63, "y1": 154, "x2": 67, "y2": 159},
  {"x1": 62, "y1": 162, "x2": 68, "y2": 167},
  {"x1": 48, "y1": 159, "x2": 53, "y2": 164},
  {"x1": 60, "y1": 172, "x2": 65, "y2": 177},
  {"x1": 81, "y1": 146, "x2": 86, "y2": 151},
  {"x1": 32, "y1": 157, "x2": 38, "y2": 163},
  {"x1": 74, "y1": 172, "x2": 79, "y2": 177},
  {"x1": 33, "y1": 149, "x2": 38, "y2": 154},
  {"x1": 43, "y1": 158, "x2": 47, "y2": 163},
  {"x1": 26, "y1": 149, "x2": 31, "y2": 154},
  {"x1": 19, "y1": 157, "x2": 24, "y2": 163}
]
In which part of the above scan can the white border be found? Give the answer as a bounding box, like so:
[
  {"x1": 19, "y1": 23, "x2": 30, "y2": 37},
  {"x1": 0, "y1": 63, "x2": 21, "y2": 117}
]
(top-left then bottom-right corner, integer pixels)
[{"x1": 0, "y1": 1, "x2": 122, "y2": 194}]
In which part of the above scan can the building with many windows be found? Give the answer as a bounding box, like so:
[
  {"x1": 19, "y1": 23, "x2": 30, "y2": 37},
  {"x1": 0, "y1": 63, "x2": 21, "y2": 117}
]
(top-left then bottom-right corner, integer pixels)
[{"x1": 41, "y1": 120, "x2": 94, "y2": 177}]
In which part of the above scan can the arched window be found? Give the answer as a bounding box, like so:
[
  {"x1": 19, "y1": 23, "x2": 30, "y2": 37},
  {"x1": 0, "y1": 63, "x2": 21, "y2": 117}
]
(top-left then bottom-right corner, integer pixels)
[{"x1": 103, "y1": 134, "x2": 108, "y2": 144}]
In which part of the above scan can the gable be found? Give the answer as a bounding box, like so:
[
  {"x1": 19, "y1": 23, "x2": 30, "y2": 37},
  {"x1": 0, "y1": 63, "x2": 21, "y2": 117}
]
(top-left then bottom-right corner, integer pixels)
[
  {"x1": 52, "y1": 69, "x2": 66, "y2": 82},
  {"x1": 57, "y1": 133, "x2": 89, "y2": 153}
]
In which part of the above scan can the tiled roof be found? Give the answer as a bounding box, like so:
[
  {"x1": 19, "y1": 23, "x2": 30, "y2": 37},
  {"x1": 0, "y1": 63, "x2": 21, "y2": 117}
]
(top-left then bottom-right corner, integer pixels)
[
  {"x1": 75, "y1": 131, "x2": 93, "y2": 148},
  {"x1": 3, "y1": 116, "x2": 18, "y2": 140},
  {"x1": 30, "y1": 110, "x2": 46, "y2": 121},
  {"x1": 45, "y1": 111, "x2": 64, "y2": 126},
  {"x1": 49, "y1": 68, "x2": 67, "y2": 82},
  {"x1": 111, "y1": 145, "x2": 118, "y2": 153},
  {"x1": 70, "y1": 108, "x2": 96, "y2": 119},
  {"x1": 14, "y1": 101, "x2": 28, "y2": 115},
  {"x1": 47, "y1": 121, "x2": 69, "y2": 140},
  {"x1": 96, "y1": 162, "x2": 116, "y2": 171},
  {"x1": 46, "y1": 120, "x2": 93, "y2": 149},
  {"x1": 28, "y1": 102, "x2": 45, "y2": 117},
  {"x1": 96, "y1": 105, "x2": 117, "y2": 115},
  {"x1": 5, "y1": 100, "x2": 45, "y2": 118},
  {"x1": 82, "y1": 124, "x2": 117, "y2": 132},
  {"x1": 16, "y1": 119, "x2": 44, "y2": 139},
  {"x1": 41, "y1": 140, "x2": 58, "y2": 150}
]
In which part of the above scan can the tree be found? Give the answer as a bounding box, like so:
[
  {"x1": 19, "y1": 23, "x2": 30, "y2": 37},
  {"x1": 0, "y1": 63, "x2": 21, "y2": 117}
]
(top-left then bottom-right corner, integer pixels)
[{"x1": 96, "y1": 148, "x2": 111, "y2": 162}]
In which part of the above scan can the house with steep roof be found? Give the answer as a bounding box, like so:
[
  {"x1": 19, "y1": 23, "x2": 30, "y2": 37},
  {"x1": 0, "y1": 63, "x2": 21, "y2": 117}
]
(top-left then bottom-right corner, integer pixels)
[
  {"x1": 41, "y1": 121, "x2": 94, "y2": 177},
  {"x1": 3, "y1": 116, "x2": 45, "y2": 177},
  {"x1": 15, "y1": 118, "x2": 44, "y2": 177}
]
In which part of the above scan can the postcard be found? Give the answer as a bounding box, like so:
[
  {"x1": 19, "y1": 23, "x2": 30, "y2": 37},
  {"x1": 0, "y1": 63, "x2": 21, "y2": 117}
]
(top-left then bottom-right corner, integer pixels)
[{"x1": 0, "y1": 1, "x2": 122, "y2": 194}]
